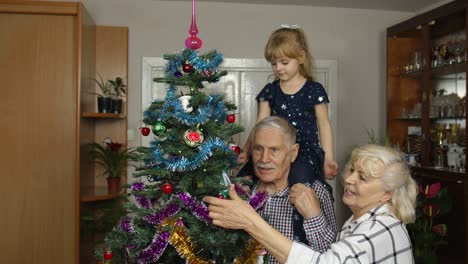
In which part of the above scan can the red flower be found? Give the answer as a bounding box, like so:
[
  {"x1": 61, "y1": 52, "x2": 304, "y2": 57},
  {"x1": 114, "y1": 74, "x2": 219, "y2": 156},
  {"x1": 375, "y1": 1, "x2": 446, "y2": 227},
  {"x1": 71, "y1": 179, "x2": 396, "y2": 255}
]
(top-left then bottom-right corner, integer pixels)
[
  {"x1": 425, "y1": 182, "x2": 441, "y2": 198},
  {"x1": 432, "y1": 224, "x2": 447, "y2": 236},
  {"x1": 106, "y1": 142, "x2": 124, "y2": 152},
  {"x1": 423, "y1": 203, "x2": 440, "y2": 217}
]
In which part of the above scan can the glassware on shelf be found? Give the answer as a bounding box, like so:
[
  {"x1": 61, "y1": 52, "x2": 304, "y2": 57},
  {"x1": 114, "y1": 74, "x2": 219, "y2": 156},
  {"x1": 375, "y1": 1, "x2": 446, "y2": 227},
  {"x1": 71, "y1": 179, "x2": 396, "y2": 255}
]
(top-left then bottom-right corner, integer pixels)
[
  {"x1": 432, "y1": 145, "x2": 448, "y2": 169},
  {"x1": 411, "y1": 51, "x2": 423, "y2": 71},
  {"x1": 447, "y1": 40, "x2": 466, "y2": 64},
  {"x1": 432, "y1": 124, "x2": 447, "y2": 146},
  {"x1": 448, "y1": 123, "x2": 461, "y2": 144}
]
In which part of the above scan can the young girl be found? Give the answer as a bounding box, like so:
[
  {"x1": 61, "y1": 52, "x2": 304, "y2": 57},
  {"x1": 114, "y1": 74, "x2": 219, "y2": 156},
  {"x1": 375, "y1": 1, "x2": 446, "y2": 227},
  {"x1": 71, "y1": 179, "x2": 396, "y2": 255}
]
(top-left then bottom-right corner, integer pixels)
[{"x1": 237, "y1": 26, "x2": 338, "y2": 244}]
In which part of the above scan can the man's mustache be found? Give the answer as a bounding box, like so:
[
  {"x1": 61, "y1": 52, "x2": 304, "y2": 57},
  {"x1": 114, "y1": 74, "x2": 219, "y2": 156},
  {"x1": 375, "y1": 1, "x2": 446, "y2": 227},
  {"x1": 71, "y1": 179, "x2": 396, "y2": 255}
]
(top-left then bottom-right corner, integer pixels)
[{"x1": 256, "y1": 162, "x2": 274, "y2": 169}]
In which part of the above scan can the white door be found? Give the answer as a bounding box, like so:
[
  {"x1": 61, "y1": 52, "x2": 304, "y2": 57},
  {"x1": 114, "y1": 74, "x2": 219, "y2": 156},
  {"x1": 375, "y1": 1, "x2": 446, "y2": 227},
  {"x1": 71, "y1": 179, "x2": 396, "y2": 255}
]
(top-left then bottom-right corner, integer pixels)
[{"x1": 141, "y1": 57, "x2": 337, "y2": 152}]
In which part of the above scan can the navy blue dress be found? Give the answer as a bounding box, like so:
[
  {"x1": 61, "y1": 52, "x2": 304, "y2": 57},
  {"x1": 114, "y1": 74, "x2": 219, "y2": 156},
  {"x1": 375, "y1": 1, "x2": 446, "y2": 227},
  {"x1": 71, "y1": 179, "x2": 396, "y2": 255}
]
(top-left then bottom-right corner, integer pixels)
[{"x1": 238, "y1": 79, "x2": 333, "y2": 244}]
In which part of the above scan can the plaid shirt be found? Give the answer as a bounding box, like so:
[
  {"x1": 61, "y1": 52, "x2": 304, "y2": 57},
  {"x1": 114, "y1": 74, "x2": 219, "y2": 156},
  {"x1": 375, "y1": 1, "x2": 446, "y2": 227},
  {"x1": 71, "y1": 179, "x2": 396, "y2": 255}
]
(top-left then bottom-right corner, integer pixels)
[
  {"x1": 255, "y1": 182, "x2": 337, "y2": 264},
  {"x1": 286, "y1": 204, "x2": 414, "y2": 264}
]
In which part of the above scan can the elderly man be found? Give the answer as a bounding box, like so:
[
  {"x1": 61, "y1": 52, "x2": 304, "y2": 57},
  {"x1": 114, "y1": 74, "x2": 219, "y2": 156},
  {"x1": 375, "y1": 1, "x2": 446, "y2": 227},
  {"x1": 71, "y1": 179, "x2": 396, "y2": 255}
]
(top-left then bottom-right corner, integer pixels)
[{"x1": 246, "y1": 116, "x2": 336, "y2": 264}]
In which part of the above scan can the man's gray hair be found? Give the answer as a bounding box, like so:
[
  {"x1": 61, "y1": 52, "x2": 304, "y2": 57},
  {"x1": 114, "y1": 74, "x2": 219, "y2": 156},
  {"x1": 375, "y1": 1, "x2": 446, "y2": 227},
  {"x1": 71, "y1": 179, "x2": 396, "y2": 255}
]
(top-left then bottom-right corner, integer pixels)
[{"x1": 252, "y1": 116, "x2": 297, "y2": 146}]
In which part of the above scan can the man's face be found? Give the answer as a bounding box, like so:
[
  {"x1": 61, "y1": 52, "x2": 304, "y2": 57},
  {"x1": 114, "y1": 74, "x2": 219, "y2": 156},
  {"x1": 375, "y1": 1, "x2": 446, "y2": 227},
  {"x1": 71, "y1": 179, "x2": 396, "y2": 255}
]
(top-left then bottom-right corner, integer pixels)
[{"x1": 252, "y1": 127, "x2": 298, "y2": 185}]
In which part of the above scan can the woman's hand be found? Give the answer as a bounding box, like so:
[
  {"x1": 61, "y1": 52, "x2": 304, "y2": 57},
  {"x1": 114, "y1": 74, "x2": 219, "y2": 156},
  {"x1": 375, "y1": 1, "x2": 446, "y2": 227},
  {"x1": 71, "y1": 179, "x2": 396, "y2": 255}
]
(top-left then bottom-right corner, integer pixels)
[
  {"x1": 289, "y1": 183, "x2": 321, "y2": 219},
  {"x1": 324, "y1": 160, "x2": 338, "y2": 180},
  {"x1": 203, "y1": 184, "x2": 257, "y2": 230}
]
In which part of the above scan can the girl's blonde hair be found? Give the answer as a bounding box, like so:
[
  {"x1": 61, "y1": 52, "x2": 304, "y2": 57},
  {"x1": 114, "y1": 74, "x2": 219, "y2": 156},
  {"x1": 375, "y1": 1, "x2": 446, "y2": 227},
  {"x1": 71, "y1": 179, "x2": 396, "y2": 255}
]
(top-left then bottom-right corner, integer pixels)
[
  {"x1": 346, "y1": 144, "x2": 418, "y2": 224},
  {"x1": 264, "y1": 27, "x2": 316, "y2": 81}
]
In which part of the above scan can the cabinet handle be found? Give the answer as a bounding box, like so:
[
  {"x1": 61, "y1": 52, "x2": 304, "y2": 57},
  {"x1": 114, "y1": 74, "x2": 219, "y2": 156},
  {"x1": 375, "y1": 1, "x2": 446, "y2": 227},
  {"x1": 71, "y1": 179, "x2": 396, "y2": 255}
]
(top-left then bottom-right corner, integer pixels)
[
  {"x1": 416, "y1": 25, "x2": 422, "y2": 30},
  {"x1": 457, "y1": 180, "x2": 463, "y2": 184},
  {"x1": 428, "y1": 20, "x2": 436, "y2": 26}
]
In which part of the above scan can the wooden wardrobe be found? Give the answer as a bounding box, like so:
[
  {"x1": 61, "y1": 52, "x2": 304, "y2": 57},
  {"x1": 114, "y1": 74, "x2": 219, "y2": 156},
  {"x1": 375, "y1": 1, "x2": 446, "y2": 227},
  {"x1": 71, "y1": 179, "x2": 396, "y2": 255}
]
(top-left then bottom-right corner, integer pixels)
[{"x1": 0, "y1": 2, "x2": 94, "y2": 263}]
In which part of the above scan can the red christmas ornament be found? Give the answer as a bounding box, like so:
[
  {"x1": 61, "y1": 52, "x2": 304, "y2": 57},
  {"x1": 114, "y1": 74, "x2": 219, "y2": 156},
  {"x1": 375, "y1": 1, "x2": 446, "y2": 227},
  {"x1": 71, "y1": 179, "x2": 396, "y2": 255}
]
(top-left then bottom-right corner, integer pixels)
[
  {"x1": 188, "y1": 131, "x2": 200, "y2": 141},
  {"x1": 184, "y1": 128, "x2": 204, "y2": 147},
  {"x1": 204, "y1": 70, "x2": 212, "y2": 77},
  {"x1": 162, "y1": 183, "x2": 174, "y2": 194},
  {"x1": 230, "y1": 145, "x2": 241, "y2": 155},
  {"x1": 104, "y1": 250, "x2": 113, "y2": 260},
  {"x1": 182, "y1": 63, "x2": 193, "y2": 73},
  {"x1": 226, "y1": 114, "x2": 236, "y2": 123},
  {"x1": 141, "y1": 127, "x2": 150, "y2": 136},
  {"x1": 218, "y1": 194, "x2": 225, "y2": 199},
  {"x1": 177, "y1": 217, "x2": 184, "y2": 227}
]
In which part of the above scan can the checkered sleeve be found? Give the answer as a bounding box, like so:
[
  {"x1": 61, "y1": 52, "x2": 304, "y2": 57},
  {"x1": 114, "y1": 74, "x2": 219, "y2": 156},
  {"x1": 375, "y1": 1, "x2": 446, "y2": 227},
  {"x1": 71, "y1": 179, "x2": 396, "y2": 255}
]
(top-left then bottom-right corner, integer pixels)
[
  {"x1": 303, "y1": 182, "x2": 337, "y2": 253},
  {"x1": 288, "y1": 205, "x2": 413, "y2": 264}
]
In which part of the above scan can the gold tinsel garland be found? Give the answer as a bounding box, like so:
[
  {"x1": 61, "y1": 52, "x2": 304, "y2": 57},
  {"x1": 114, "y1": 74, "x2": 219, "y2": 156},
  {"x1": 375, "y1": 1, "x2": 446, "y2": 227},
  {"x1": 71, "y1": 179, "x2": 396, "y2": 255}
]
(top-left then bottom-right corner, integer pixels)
[
  {"x1": 233, "y1": 239, "x2": 263, "y2": 264},
  {"x1": 163, "y1": 218, "x2": 261, "y2": 264},
  {"x1": 169, "y1": 224, "x2": 212, "y2": 264}
]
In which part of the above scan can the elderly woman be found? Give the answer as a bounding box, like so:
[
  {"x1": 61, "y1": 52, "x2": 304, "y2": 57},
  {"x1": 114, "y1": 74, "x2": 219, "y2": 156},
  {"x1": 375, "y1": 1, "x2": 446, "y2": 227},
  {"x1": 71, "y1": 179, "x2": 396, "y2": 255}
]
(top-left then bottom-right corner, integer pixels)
[{"x1": 204, "y1": 144, "x2": 417, "y2": 263}]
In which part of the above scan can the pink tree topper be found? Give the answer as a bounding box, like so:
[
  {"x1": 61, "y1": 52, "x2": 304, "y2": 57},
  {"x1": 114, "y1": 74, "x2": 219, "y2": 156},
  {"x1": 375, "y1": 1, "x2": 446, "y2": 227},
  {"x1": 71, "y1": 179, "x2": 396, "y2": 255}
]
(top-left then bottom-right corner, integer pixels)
[{"x1": 185, "y1": 0, "x2": 202, "y2": 50}]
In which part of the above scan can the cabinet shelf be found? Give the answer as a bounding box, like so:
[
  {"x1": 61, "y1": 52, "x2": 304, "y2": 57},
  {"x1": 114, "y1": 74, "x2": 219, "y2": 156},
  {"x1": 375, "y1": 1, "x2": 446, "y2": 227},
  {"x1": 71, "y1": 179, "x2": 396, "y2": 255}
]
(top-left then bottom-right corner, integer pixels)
[
  {"x1": 391, "y1": 116, "x2": 466, "y2": 121},
  {"x1": 431, "y1": 61, "x2": 468, "y2": 78},
  {"x1": 410, "y1": 166, "x2": 465, "y2": 182},
  {"x1": 82, "y1": 112, "x2": 126, "y2": 119},
  {"x1": 80, "y1": 186, "x2": 126, "y2": 202},
  {"x1": 399, "y1": 61, "x2": 468, "y2": 79}
]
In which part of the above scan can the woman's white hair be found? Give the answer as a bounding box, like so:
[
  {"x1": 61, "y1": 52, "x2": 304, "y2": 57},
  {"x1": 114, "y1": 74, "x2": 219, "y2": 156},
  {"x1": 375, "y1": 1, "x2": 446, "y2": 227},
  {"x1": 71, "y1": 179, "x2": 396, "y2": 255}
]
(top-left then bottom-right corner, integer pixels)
[{"x1": 347, "y1": 144, "x2": 417, "y2": 224}]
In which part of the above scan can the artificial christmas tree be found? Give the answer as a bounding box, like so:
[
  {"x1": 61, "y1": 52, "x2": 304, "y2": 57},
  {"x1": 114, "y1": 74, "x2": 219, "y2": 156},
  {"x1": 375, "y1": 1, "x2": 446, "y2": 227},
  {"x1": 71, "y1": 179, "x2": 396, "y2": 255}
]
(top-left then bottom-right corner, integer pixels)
[{"x1": 95, "y1": 1, "x2": 268, "y2": 263}]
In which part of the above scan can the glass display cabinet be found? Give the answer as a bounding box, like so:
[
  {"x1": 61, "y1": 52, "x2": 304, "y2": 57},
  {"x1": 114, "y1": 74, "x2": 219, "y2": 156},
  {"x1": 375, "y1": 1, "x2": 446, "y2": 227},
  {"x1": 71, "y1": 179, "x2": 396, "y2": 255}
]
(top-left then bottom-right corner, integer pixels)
[{"x1": 387, "y1": 1, "x2": 467, "y2": 262}]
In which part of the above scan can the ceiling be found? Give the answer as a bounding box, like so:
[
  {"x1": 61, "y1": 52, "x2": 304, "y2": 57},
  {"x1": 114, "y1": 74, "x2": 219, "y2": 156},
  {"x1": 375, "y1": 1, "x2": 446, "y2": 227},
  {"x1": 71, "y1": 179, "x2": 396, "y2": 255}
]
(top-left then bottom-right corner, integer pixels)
[{"x1": 165, "y1": 0, "x2": 451, "y2": 12}]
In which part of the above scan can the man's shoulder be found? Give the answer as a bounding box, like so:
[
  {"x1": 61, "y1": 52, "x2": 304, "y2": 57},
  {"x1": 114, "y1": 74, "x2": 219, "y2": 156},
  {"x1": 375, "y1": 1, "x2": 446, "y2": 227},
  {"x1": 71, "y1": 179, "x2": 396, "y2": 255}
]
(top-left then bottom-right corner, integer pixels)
[{"x1": 310, "y1": 181, "x2": 329, "y2": 191}]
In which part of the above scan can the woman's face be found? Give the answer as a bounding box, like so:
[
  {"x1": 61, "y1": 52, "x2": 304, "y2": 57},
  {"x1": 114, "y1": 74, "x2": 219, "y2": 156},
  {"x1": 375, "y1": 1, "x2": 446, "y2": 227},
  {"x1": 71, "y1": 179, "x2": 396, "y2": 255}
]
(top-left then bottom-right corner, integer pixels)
[{"x1": 342, "y1": 160, "x2": 391, "y2": 219}]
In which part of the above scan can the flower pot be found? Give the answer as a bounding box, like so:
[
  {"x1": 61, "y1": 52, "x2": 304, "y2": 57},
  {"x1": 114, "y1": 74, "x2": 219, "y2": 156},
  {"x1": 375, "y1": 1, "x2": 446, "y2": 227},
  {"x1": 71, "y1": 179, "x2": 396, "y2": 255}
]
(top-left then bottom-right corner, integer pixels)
[
  {"x1": 107, "y1": 177, "x2": 121, "y2": 194},
  {"x1": 97, "y1": 97, "x2": 104, "y2": 113},
  {"x1": 112, "y1": 98, "x2": 123, "y2": 114},
  {"x1": 100, "y1": 97, "x2": 112, "y2": 113}
]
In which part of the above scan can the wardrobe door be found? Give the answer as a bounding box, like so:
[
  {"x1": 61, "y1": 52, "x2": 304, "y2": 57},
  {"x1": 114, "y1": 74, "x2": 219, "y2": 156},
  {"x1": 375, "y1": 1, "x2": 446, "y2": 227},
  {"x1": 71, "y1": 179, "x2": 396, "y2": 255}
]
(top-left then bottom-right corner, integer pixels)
[{"x1": 0, "y1": 13, "x2": 77, "y2": 263}]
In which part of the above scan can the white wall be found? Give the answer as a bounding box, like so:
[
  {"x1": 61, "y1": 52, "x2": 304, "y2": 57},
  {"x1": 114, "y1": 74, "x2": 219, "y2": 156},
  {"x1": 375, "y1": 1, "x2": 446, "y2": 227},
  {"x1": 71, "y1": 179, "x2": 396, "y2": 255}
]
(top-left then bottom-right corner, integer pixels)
[{"x1": 80, "y1": 0, "x2": 412, "y2": 225}]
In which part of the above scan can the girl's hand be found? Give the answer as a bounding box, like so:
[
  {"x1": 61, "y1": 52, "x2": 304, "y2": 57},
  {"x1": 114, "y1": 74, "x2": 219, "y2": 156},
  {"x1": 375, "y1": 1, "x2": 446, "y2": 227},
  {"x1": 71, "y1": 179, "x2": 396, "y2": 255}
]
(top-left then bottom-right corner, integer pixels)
[
  {"x1": 324, "y1": 160, "x2": 338, "y2": 180},
  {"x1": 289, "y1": 183, "x2": 321, "y2": 219}
]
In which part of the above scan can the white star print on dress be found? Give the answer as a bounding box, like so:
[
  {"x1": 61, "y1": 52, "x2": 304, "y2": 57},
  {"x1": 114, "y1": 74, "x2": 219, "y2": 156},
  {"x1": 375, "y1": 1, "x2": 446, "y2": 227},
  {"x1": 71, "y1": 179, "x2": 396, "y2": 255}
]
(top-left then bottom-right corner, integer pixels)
[
  {"x1": 318, "y1": 96, "x2": 323, "y2": 102},
  {"x1": 281, "y1": 104, "x2": 287, "y2": 109}
]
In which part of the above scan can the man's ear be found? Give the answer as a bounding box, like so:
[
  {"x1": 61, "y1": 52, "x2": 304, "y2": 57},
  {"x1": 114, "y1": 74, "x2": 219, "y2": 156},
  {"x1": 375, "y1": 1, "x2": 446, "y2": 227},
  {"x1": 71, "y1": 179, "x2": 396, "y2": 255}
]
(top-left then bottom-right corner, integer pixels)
[{"x1": 290, "y1": 143, "x2": 299, "y2": 163}]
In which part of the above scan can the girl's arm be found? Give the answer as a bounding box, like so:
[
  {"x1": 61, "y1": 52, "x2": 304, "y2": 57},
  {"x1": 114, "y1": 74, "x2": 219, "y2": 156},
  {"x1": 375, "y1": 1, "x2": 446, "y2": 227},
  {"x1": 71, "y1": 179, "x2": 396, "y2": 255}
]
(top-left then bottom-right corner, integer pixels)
[{"x1": 315, "y1": 104, "x2": 338, "y2": 179}]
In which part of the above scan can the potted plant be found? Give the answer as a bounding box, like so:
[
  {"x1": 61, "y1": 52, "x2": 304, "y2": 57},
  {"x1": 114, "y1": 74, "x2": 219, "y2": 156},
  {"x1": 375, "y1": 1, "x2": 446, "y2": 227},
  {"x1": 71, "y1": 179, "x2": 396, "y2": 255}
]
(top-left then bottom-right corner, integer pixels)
[
  {"x1": 89, "y1": 140, "x2": 138, "y2": 194},
  {"x1": 407, "y1": 182, "x2": 452, "y2": 264},
  {"x1": 109, "y1": 76, "x2": 126, "y2": 114},
  {"x1": 92, "y1": 73, "x2": 113, "y2": 113}
]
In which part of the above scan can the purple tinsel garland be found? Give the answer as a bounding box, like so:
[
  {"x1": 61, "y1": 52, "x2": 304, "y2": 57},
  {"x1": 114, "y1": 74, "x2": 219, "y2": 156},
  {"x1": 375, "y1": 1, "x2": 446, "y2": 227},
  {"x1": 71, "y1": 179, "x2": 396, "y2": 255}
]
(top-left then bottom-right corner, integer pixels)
[
  {"x1": 131, "y1": 182, "x2": 145, "y2": 191},
  {"x1": 249, "y1": 191, "x2": 268, "y2": 211},
  {"x1": 135, "y1": 195, "x2": 152, "y2": 210},
  {"x1": 119, "y1": 217, "x2": 135, "y2": 234},
  {"x1": 234, "y1": 183, "x2": 249, "y2": 197},
  {"x1": 178, "y1": 193, "x2": 212, "y2": 224},
  {"x1": 136, "y1": 231, "x2": 170, "y2": 264},
  {"x1": 143, "y1": 202, "x2": 180, "y2": 225}
]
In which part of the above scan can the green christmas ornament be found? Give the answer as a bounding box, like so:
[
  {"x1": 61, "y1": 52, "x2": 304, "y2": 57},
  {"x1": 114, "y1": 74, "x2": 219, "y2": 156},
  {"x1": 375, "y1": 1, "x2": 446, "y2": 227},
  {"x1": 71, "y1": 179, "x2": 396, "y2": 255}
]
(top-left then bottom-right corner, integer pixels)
[
  {"x1": 219, "y1": 189, "x2": 229, "y2": 199},
  {"x1": 152, "y1": 121, "x2": 166, "y2": 136}
]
